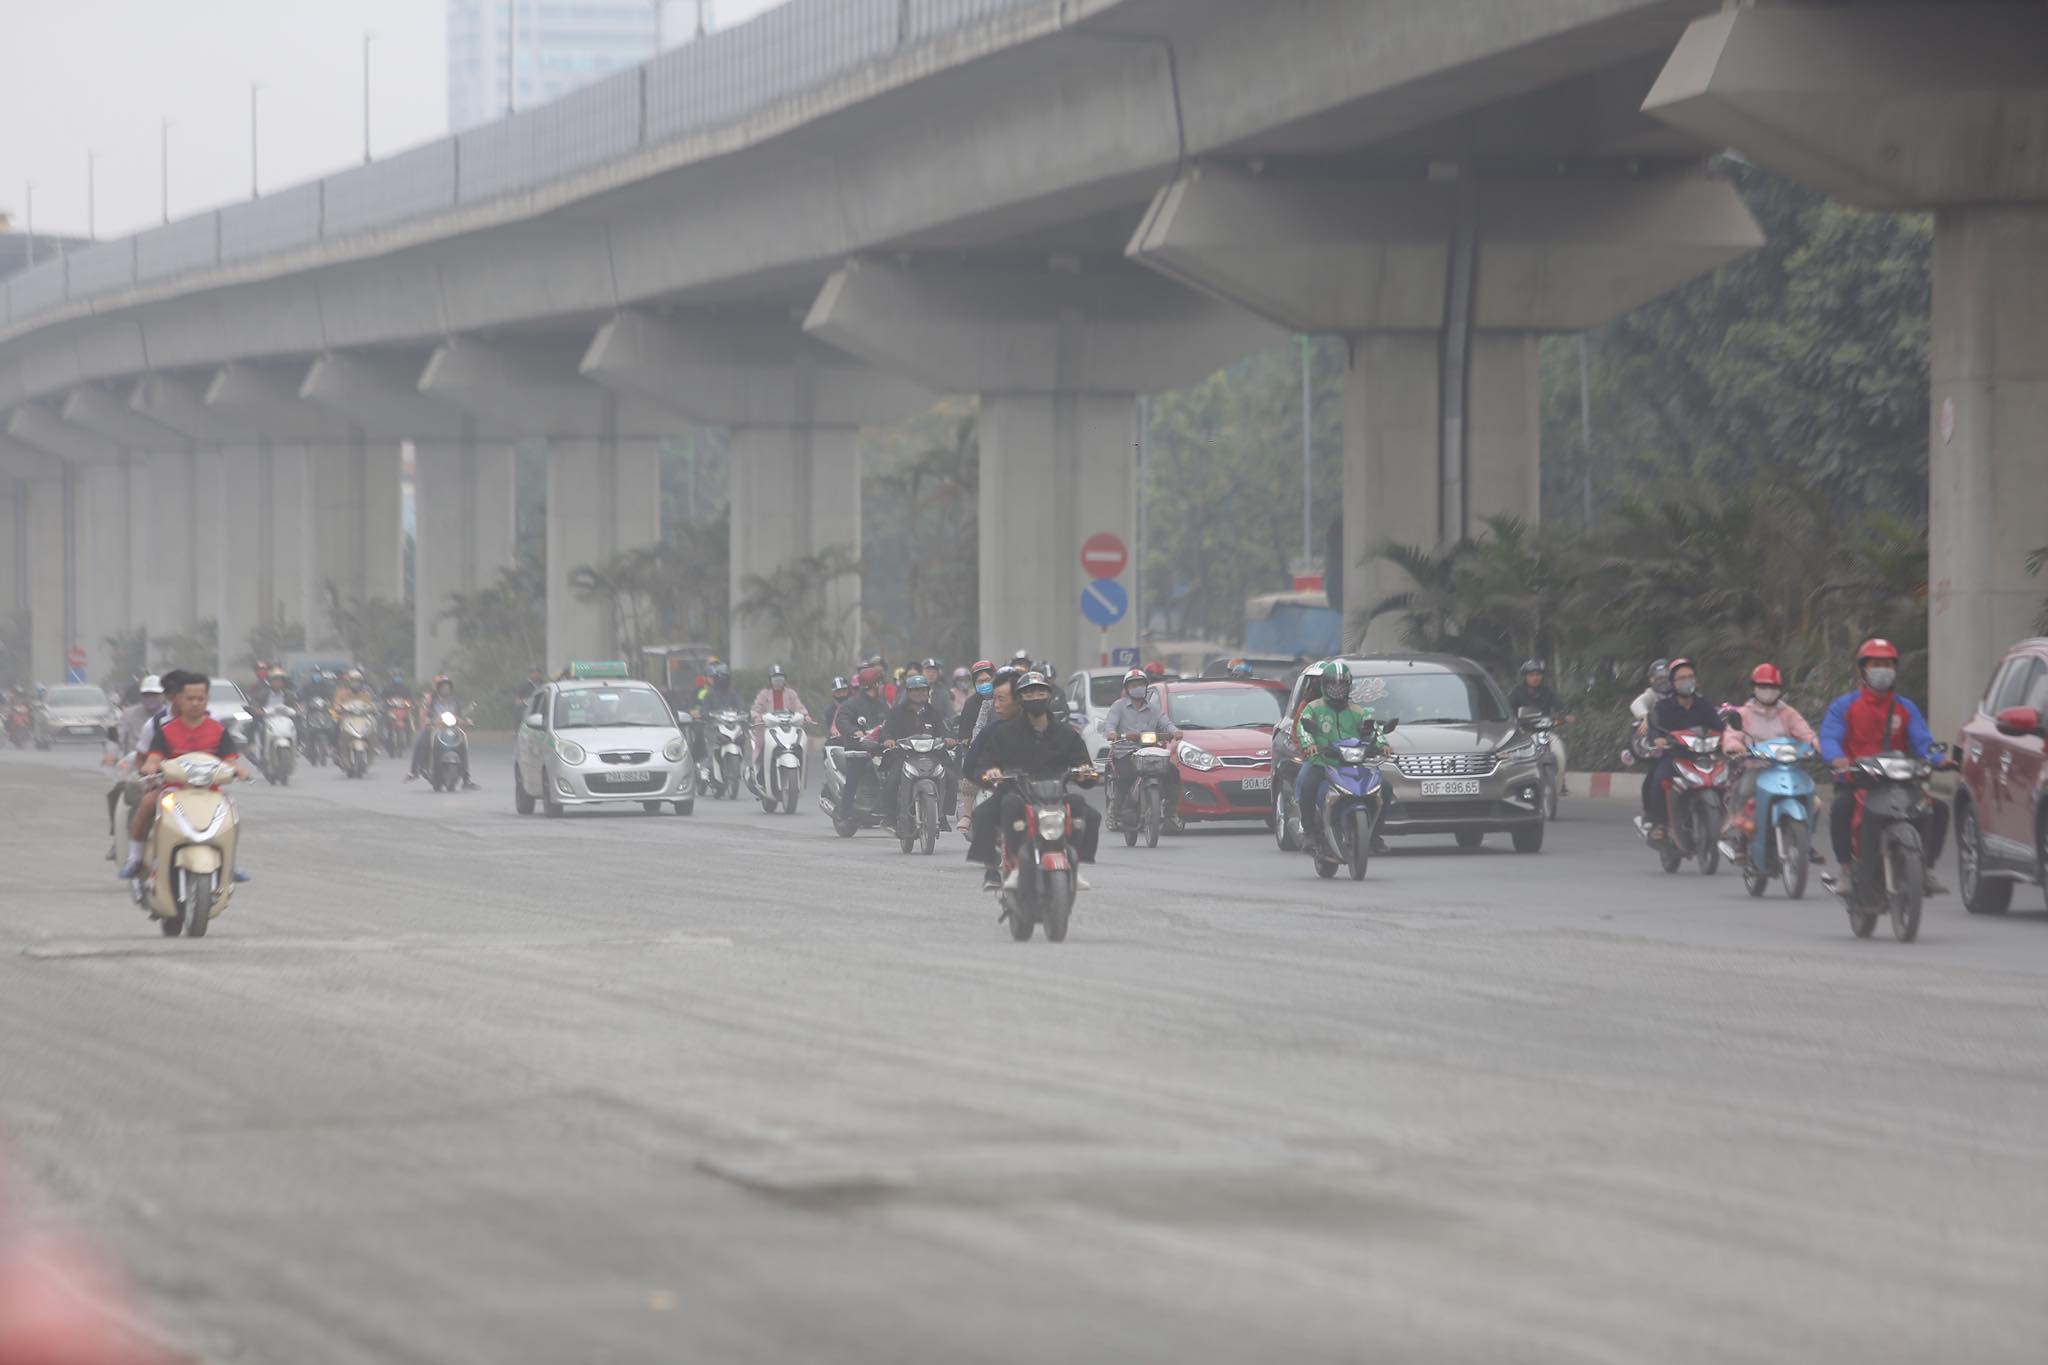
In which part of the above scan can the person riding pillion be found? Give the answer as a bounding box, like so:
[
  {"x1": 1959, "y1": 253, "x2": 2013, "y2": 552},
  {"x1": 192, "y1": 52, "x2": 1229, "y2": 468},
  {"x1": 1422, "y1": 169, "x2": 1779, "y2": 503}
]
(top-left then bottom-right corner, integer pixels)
[
  {"x1": 1635, "y1": 657, "x2": 1724, "y2": 842},
  {"x1": 964, "y1": 672, "x2": 1100, "y2": 892},
  {"x1": 1102, "y1": 668, "x2": 1182, "y2": 830},
  {"x1": 1292, "y1": 662, "x2": 1386, "y2": 845}
]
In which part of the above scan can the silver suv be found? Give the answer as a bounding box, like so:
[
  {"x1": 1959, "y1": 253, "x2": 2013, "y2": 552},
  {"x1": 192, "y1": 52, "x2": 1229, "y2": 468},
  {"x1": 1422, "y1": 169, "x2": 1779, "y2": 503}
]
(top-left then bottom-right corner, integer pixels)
[{"x1": 1273, "y1": 654, "x2": 1546, "y2": 853}]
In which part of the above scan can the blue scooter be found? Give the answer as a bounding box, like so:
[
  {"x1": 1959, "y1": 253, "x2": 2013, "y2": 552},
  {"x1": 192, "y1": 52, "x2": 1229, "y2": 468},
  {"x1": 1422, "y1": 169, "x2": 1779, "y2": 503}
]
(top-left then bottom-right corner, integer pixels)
[
  {"x1": 1739, "y1": 735, "x2": 1818, "y2": 899},
  {"x1": 1304, "y1": 720, "x2": 1398, "y2": 881}
]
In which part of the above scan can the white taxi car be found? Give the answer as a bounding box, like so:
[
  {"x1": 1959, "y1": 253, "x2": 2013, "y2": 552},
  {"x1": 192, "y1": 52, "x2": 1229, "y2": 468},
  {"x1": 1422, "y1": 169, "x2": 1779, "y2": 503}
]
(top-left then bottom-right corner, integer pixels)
[{"x1": 514, "y1": 676, "x2": 695, "y2": 817}]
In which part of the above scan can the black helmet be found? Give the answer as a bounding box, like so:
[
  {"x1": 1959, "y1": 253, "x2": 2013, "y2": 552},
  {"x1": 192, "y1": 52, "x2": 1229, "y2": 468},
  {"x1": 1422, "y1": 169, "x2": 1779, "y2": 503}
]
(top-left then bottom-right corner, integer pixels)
[
  {"x1": 1016, "y1": 671, "x2": 1055, "y2": 716},
  {"x1": 1519, "y1": 659, "x2": 1545, "y2": 676}
]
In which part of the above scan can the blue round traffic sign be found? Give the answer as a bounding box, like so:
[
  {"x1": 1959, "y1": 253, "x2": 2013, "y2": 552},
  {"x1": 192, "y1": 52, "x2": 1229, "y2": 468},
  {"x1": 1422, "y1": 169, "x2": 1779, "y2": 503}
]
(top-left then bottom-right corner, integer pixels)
[{"x1": 1081, "y1": 578, "x2": 1128, "y2": 627}]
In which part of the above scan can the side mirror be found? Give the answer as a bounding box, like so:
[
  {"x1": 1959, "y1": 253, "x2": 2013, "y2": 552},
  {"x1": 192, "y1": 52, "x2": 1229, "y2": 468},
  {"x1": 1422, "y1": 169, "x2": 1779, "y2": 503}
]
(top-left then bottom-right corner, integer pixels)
[
  {"x1": 1380, "y1": 717, "x2": 1399, "y2": 734},
  {"x1": 1995, "y1": 705, "x2": 2045, "y2": 739}
]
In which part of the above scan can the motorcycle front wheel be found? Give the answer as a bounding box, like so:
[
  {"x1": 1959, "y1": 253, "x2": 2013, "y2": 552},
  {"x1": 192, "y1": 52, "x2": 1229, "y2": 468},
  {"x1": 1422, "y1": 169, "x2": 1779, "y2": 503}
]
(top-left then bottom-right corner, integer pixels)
[
  {"x1": 1779, "y1": 820, "x2": 1810, "y2": 900},
  {"x1": 1042, "y1": 867, "x2": 1074, "y2": 942},
  {"x1": 184, "y1": 878, "x2": 212, "y2": 938},
  {"x1": 918, "y1": 790, "x2": 938, "y2": 855},
  {"x1": 1693, "y1": 797, "x2": 1721, "y2": 875},
  {"x1": 1143, "y1": 786, "x2": 1162, "y2": 849},
  {"x1": 781, "y1": 775, "x2": 800, "y2": 815},
  {"x1": 1886, "y1": 825, "x2": 1924, "y2": 943},
  {"x1": 1346, "y1": 806, "x2": 1370, "y2": 881}
]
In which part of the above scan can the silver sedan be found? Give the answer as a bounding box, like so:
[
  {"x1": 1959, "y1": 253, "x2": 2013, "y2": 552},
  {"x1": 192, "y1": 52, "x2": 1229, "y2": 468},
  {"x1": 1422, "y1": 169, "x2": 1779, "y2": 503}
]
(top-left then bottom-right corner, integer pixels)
[{"x1": 513, "y1": 680, "x2": 695, "y2": 817}]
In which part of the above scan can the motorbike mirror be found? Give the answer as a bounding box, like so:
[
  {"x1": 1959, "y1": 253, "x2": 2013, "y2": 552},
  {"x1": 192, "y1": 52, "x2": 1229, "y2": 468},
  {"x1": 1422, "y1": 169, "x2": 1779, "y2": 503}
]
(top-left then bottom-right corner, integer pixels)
[
  {"x1": 1995, "y1": 705, "x2": 2045, "y2": 739},
  {"x1": 1380, "y1": 718, "x2": 1399, "y2": 734}
]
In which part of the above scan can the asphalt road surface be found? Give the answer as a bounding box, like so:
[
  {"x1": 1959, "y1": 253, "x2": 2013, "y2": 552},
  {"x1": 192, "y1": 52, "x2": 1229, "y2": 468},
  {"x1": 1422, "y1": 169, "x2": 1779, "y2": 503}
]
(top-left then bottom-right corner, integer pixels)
[{"x1": 4, "y1": 737, "x2": 2047, "y2": 1364}]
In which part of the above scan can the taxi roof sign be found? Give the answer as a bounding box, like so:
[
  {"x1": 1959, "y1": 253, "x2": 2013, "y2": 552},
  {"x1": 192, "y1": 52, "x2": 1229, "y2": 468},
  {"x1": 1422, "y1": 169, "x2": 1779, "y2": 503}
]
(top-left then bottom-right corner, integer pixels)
[{"x1": 567, "y1": 660, "x2": 630, "y2": 679}]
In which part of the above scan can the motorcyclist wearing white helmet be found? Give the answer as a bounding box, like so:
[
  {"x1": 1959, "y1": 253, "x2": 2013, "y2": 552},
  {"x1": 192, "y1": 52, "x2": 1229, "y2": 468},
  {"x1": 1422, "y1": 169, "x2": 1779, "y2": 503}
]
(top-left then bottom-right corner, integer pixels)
[{"x1": 102, "y1": 674, "x2": 166, "y2": 859}]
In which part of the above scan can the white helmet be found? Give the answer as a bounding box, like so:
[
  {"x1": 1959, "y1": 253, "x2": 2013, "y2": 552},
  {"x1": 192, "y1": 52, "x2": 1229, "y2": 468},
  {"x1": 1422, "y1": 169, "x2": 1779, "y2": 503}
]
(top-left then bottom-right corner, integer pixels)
[{"x1": 139, "y1": 674, "x2": 164, "y2": 695}]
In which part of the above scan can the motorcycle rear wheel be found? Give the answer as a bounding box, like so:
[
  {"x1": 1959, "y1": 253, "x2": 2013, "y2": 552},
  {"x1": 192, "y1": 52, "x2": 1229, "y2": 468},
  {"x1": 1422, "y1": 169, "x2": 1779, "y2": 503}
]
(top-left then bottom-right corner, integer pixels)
[
  {"x1": 1744, "y1": 864, "x2": 1768, "y2": 898},
  {"x1": 1849, "y1": 908, "x2": 1878, "y2": 938}
]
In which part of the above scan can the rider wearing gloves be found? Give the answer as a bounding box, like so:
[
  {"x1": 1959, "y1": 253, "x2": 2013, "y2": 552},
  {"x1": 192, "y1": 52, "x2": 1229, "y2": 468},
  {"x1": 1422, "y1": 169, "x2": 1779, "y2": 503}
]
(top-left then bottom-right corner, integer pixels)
[
  {"x1": 1636, "y1": 657, "x2": 1723, "y2": 842},
  {"x1": 1817, "y1": 639, "x2": 1948, "y2": 895},
  {"x1": 1101, "y1": 668, "x2": 1182, "y2": 832},
  {"x1": 1291, "y1": 662, "x2": 1384, "y2": 848},
  {"x1": 964, "y1": 672, "x2": 1099, "y2": 891},
  {"x1": 832, "y1": 664, "x2": 892, "y2": 812}
]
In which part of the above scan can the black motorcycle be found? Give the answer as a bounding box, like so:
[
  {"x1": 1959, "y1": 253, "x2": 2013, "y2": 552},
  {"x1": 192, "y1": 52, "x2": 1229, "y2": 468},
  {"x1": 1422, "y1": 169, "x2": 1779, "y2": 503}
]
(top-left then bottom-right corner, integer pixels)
[
  {"x1": 300, "y1": 704, "x2": 336, "y2": 767},
  {"x1": 891, "y1": 734, "x2": 956, "y2": 855},
  {"x1": 993, "y1": 768, "x2": 1097, "y2": 943},
  {"x1": 1833, "y1": 749, "x2": 1948, "y2": 943},
  {"x1": 820, "y1": 738, "x2": 894, "y2": 838}
]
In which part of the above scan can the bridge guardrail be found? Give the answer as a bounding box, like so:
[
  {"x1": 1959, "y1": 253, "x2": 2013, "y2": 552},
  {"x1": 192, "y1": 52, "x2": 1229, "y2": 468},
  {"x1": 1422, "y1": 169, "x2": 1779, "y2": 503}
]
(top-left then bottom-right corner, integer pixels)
[{"x1": 4, "y1": 0, "x2": 1041, "y2": 329}]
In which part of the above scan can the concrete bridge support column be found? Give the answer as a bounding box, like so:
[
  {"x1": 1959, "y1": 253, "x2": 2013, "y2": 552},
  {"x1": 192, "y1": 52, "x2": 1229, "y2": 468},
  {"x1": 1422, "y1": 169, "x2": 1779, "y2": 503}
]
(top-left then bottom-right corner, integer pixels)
[
  {"x1": 1, "y1": 481, "x2": 22, "y2": 634},
  {"x1": 805, "y1": 260, "x2": 1278, "y2": 670},
  {"x1": 143, "y1": 451, "x2": 201, "y2": 652},
  {"x1": 1129, "y1": 167, "x2": 1761, "y2": 650},
  {"x1": 1341, "y1": 334, "x2": 1539, "y2": 646},
  {"x1": 123, "y1": 458, "x2": 152, "y2": 650},
  {"x1": 75, "y1": 461, "x2": 136, "y2": 679},
  {"x1": 216, "y1": 446, "x2": 272, "y2": 674},
  {"x1": 976, "y1": 392, "x2": 1138, "y2": 671},
  {"x1": 24, "y1": 475, "x2": 67, "y2": 686},
  {"x1": 545, "y1": 438, "x2": 661, "y2": 669},
  {"x1": 306, "y1": 441, "x2": 404, "y2": 647},
  {"x1": 415, "y1": 438, "x2": 517, "y2": 682},
  {"x1": 728, "y1": 425, "x2": 862, "y2": 671},
  {"x1": 1645, "y1": 2, "x2": 2048, "y2": 735}
]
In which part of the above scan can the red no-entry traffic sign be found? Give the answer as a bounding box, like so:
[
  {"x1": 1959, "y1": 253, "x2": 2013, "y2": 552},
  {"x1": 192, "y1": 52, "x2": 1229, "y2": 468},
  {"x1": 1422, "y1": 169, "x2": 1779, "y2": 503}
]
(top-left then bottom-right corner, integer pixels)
[{"x1": 1080, "y1": 532, "x2": 1128, "y2": 580}]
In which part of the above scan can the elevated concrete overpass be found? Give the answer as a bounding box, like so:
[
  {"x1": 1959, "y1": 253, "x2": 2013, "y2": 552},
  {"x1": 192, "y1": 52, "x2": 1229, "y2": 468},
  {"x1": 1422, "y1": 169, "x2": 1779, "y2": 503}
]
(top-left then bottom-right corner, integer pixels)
[{"x1": 1, "y1": 0, "x2": 2038, "y2": 735}]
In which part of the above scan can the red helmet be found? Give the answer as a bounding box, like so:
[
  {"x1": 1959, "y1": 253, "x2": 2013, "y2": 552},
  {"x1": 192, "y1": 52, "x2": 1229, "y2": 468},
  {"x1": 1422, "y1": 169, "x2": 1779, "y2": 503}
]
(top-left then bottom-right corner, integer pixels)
[
  {"x1": 1144, "y1": 661, "x2": 1166, "y2": 677},
  {"x1": 970, "y1": 659, "x2": 994, "y2": 676},
  {"x1": 1750, "y1": 663, "x2": 1782, "y2": 688},
  {"x1": 1855, "y1": 638, "x2": 1900, "y2": 666},
  {"x1": 1667, "y1": 656, "x2": 1696, "y2": 678}
]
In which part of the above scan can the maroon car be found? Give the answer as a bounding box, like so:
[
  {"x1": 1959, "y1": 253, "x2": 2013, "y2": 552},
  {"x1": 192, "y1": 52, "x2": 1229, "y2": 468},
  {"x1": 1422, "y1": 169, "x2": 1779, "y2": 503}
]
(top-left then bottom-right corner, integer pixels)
[{"x1": 1955, "y1": 637, "x2": 2048, "y2": 913}]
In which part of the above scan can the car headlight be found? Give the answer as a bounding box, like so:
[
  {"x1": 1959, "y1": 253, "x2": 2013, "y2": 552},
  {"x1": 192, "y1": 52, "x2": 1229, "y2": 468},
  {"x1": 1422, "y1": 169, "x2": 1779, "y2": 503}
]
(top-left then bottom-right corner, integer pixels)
[
  {"x1": 556, "y1": 739, "x2": 587, "y2": 765},
  {"x1": 1177, "y1": 741, "x2": 1219, "y2": 772},
  {"x1": 663, "y1": 737, "x2": 685, "y2": 762},
  {"x1": 1497, "y1": 739, "x2": 1538, "y2": 762}
]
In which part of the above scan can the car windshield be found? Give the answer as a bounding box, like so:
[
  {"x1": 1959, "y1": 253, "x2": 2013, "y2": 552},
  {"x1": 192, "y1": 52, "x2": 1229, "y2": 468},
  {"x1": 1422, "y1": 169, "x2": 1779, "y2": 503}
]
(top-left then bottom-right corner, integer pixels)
[
  {"x1": 45, "y1": 687, "x2": 105, "y2": 708},
  {"x1": 553, "y1": 688, "x2": 672, "y2": 730},
  {"x1": 207, "y1": 682, "x2": 246, "y2": 709},
  {"x1": 1168, "y1": 685, "x2": 1281, "y2": 730},
  {"x1": 1350, "y1": 671, "x2": 1506, "y2": 724}
]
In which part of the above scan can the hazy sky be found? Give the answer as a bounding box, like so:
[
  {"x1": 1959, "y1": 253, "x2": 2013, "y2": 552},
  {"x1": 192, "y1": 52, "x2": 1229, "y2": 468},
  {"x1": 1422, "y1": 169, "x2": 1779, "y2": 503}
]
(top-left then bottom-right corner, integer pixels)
[{"x1": 0, "y1": 0, "x2": 786, "y2": 241}]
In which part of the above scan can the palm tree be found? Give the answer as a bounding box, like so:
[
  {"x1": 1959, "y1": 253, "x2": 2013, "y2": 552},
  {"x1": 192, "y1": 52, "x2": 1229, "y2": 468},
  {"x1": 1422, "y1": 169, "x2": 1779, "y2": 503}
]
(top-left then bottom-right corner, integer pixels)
[{"x1": 736, "y1": 545, "x2": 862, "y2": 684}]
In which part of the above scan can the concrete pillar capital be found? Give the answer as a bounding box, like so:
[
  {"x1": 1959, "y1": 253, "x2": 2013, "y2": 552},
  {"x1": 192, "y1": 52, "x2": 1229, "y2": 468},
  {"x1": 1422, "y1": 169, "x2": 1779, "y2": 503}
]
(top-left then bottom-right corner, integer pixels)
[
  {"x1": 1645, "y1": 5, "x2": 2048, "y2": 210},
  {"x1": 206, "y1": 361, "x2": 361, "y2": 445},
  {"x1": 59, "y1": 384, "x2": 187, "y2": 454},
  {"x1": 422, "y1": 336, "x2": 676, "y2": 441},
  {"x1": 804, "y1": 259, "x2": 1282, "y2": 397},
  {"x1": 131, "y1": 374, "x2": 239, "y2": 446},
  {"x1": 1128, "y1": 166, "x2": 1762, "y2": 335},
  {"x1": 6, "y1": 402, "x2": 126, "y2": 465},
  {"x1": 302, "y1": 351, "x2": 469, "y2": 442},
  {"x1": 0, "y1": 432, "x2": 67, "y2": 480},
  {"x1": 583, "y1": 310, "x2": 932, "y2": 429}
]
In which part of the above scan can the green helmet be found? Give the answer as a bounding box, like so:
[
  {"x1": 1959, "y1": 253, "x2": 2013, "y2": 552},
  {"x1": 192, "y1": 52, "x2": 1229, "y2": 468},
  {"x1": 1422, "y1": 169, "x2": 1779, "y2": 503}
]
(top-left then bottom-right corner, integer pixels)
[{"x1": 1319, "y1": 660, "x2": 1353, "y2": 703}]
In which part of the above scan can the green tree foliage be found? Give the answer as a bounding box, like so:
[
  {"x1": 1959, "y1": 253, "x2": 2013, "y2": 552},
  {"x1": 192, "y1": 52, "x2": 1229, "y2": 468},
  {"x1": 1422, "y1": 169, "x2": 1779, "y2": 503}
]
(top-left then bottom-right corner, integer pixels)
[
  {"x1": 241, "y1": 609, "x2": 305, "y2": 670},
  {"x1": 442, "y1": 563, "x2": 546, "y2": 722},
  {"x1": 1541, "y1": 162, "x2": 1932, "y2": 522},
  {"x1": 150, "y1": 620, "x2": 218, "y2": 675},
  {"x1": 735, "y1": 546, "x2": 861, "y2": 687},
  {"x1": 566, "y1": 515, "x2": 732, "y2": 662},
  {"x1": 99, "y1": 626, "x2": 146, "y2": 692},
  {"x1": 1142, "y1": 337, "x2": 1346, "y2": 644},
  {"x1": 322, "y1": 585, "x2": 414, "y2": 677},
  {"x1": 863, "y1": 411, "x2": 978, "y2": 664}
]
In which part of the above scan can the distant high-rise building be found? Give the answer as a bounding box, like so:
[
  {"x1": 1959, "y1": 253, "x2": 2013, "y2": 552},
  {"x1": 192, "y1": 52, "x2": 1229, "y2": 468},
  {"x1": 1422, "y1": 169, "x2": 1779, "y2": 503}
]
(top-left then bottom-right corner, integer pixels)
[{"x1": 447, "y1": 1, "x2": 720, "y2": 133}]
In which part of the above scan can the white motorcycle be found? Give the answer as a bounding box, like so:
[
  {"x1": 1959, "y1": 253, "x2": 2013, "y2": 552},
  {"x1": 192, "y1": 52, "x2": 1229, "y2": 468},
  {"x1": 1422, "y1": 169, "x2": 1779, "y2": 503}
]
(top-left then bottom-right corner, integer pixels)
[
  {"x1": 745, "y1": 711, "x2": 810, "y2": 815},
  {"x1": 702, "y1": 709, "x2": 748, "y2": 800},
  {"x1": 260, "y1": 704, "x2": 298, "y2": 786}
]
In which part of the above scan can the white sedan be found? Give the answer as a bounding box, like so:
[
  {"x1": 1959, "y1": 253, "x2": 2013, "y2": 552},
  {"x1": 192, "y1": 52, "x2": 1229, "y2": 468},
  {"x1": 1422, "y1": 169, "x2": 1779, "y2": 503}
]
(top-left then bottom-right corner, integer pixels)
[{"x1": 513, "y1": 679, "x2": 695, "y2": 817}]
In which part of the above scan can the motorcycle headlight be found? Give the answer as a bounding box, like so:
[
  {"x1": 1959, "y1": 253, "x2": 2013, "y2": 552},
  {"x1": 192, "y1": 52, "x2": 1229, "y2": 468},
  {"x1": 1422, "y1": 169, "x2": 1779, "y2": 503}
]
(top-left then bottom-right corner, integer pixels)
[
  {"x1": 439, "y1": 710, "x2": 458, "y2": 726},
  {"x1": 556, "y1": 740, "x2": 587, "y2": 766},
  {"x1": 1035, "y1": 803, "x2": 1069, "y2": 836},
  {"x1": 1177, "y1": 741, "x2": 1219, "y2": 772},
  {"x1": 1497, "y1": 739, "x2": 1538, "y2": 762},
  {"x1": 663, "y1": 737, "x2": 685, "y2": 762}
]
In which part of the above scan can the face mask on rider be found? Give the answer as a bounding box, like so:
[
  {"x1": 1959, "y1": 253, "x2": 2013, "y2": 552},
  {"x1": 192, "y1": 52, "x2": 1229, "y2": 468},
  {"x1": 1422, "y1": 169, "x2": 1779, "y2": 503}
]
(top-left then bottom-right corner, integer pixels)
[
  {"x1": 1021, "y1": 694, "x2": 1053, "y2": 718},
  {"x1": 1325, "y1": 689, "x2": 1350, "y2": 710},
  {"x1": 975, "y1": 681, "x2": 993, "y2": 697},
  {"x1": 1125, "y1": 686, "x2": 1145, "y2": 701},
  {"x1": 1754, "y1": 687, "x2": 1782, "y2": 707},
  {"x1": 1865, "y1": 666, "x2": 1897, "y2": 692},
  {"x1": 1674, "y1": 678, "x2": 1697, "y2": 697}
]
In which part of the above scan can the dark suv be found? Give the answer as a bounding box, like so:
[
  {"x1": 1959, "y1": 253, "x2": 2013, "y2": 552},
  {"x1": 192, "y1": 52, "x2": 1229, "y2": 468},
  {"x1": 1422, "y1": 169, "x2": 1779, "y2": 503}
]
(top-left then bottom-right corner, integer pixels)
[
  {"x1": 1955, "y1": 637, "x2": 2048, "y2": 914},
  {"x1": 1272, "y1": 653, "x2": 1546, "y2": 854}
]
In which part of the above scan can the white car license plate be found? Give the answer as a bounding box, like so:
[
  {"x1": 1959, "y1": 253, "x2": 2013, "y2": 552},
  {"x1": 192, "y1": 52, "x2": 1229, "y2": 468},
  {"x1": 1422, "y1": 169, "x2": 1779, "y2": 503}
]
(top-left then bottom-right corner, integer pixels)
[
  {"x1": 1239, "y1": 774, "x2": 1272, "y2": 791},
  {"x1": 1419, "y1": 778, "x2": 1481, "y2": 796},
  {"x1": 598, "y1": 770, "x2": 650, "y2": 785}
]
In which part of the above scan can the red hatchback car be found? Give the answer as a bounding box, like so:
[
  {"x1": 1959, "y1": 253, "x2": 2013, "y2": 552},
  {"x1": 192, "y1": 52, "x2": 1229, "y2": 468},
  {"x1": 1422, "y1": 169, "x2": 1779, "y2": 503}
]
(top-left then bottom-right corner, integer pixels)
[
  {"x1": 1955, "y1": 637, "x2": 2048, "y2": 914},
  {"x1": 1159, "y1": 679, "x2": 1290, "y2": 826}
]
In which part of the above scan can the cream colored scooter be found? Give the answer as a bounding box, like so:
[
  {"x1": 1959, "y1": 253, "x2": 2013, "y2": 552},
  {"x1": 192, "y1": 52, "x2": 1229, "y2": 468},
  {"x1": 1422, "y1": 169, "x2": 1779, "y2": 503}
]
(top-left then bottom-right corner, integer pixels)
[{"x1": 131, "y1": 753, "x2": 241, "y2": 937}]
